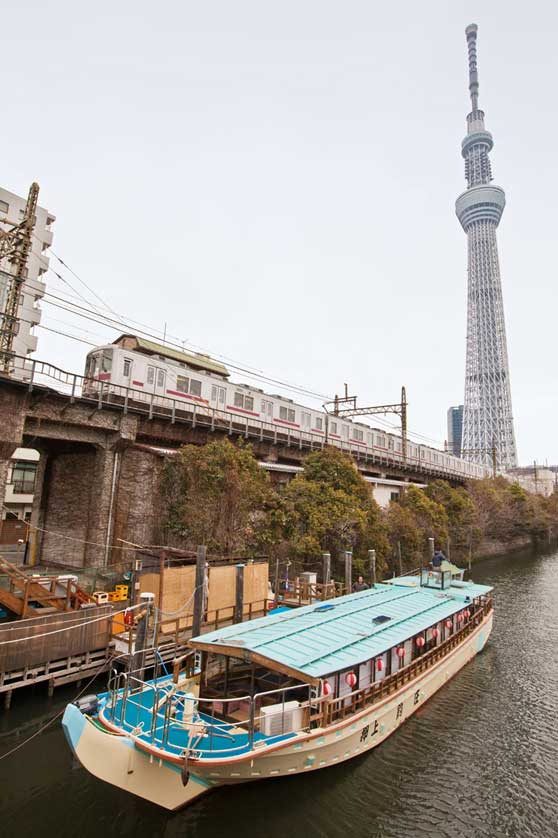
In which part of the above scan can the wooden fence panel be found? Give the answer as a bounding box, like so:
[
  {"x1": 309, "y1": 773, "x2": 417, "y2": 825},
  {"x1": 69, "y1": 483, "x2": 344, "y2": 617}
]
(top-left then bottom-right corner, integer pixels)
[{"x1": 0, "y1": 605, "x2": 114, "y2": 672}]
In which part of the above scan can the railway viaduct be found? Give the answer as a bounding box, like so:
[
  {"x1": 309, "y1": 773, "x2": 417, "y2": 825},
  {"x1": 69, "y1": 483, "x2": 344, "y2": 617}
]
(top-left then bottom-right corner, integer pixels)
[{"x1": 1, "y1": 373, "x2": 464, "y2": 569}]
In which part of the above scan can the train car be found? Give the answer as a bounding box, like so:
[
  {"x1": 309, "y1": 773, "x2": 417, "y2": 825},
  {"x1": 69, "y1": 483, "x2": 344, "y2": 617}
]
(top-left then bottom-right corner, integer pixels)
[{"x1": 82, "y1": 334, "x2": 491, "y2": 481}]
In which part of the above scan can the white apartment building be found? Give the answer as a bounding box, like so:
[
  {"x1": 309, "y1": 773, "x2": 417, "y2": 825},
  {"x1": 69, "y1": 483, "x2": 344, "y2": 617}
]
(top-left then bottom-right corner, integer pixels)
[
  {"x1": 0, "y1": 186, "x2": 54, "y2": 536},
  {"x1": 0, "y1": 185, "x2": 55, "y2": 378}
]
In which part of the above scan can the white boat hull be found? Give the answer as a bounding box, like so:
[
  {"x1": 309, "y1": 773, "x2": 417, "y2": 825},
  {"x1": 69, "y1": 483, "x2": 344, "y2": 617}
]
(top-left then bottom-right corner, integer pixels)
[{"x1": 63, "y1": 611, "x2": 492, "y2": 810}]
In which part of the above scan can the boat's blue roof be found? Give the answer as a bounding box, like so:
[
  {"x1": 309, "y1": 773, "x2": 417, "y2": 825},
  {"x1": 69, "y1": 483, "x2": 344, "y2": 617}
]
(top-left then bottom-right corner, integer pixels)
[{"x1": 191, "y1": 577, "x2": 493, "y2": 680}]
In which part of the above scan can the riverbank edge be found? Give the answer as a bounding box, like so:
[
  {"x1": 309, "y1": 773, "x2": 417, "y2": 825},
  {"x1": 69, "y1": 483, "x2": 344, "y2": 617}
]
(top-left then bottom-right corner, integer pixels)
[{"x1": 473, "y1": 534, "x2": 558, "y2": 564}]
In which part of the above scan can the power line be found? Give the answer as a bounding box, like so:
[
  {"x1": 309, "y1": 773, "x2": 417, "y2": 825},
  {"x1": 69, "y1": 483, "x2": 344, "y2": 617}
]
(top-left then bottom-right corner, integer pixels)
[{"x1": 15, "y1": 248, "x2": 452, "y2": 450}]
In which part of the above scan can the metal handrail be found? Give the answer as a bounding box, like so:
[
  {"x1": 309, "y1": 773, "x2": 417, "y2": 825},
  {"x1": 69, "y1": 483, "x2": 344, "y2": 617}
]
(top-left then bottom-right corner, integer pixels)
[{"x1": 8, "y1": 353, "x2": 493, "y2": 481}]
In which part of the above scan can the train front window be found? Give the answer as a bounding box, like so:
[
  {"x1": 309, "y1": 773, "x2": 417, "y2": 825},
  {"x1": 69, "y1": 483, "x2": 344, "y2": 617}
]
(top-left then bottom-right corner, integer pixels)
[
  {"x1": 85, "y1": 354, "x2": 96, "y2": 377},
  {"x1": 101, "y1": 350, "x2": 112, "y2": 373}
]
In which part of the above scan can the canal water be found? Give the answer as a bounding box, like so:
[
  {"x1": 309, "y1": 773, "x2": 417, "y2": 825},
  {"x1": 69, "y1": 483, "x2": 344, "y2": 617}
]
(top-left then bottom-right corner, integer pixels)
[{"x1": 1, "y1": 547, "x2": 558, "y2": 838}]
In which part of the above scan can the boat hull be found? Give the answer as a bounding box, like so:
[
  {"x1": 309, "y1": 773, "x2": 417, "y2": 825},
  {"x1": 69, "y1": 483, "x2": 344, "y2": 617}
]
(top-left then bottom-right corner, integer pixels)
[{"x1": 63, "y1": 611, "x2": 492, "y2": 810}]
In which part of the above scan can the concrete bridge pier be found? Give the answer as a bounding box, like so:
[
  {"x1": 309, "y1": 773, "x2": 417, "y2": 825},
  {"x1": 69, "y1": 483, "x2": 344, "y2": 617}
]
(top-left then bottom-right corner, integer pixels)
[{"x1": 31, "y1": 442, "x2": 124, "y2": 568}]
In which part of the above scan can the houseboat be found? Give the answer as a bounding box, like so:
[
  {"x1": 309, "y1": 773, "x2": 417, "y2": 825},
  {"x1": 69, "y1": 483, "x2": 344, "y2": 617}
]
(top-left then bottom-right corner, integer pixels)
[{"x1": 62, "y1": 567, "x2": 493, "y2": 810}]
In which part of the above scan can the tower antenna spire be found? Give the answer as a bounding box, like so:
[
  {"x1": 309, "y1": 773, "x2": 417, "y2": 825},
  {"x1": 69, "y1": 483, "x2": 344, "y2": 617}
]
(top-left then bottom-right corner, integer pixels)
[{"x1": 465, "y1": 23, "x2": 479, "y2": 110}]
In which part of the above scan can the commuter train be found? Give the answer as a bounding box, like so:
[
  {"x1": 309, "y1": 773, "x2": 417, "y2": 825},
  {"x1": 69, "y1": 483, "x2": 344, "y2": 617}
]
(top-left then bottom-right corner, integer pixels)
[{"x1": 83, "y1": 334, "x2": 489, "y2": 480}]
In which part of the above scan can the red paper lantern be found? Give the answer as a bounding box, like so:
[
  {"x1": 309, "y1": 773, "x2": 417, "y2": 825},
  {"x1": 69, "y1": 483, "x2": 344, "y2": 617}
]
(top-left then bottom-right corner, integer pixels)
[
  {"x1": 376, "y1": 658, "x2": 384, "y2": 672},
  {"x1": 322, "y1": 680, "x2": 332, "y2": 696},
  {"x1": 432, "y1": 628, "x2": 439, "y2": 639},
  {"x1": 416, "y1": 636, "x2": 425, "y2": 648},
  {"x1": 345, "y1": 672, "x2": 357, "y2": 689},
  {"x1": 457, "y1": 613, "x2": 464, "y2": 623},
  {"x1": 445, "y1": 619, "x2": 452, "y2": 629},
  {"x1": 465, "y1": 609, "x2": 471, "y2": 618},
  {"x1": 124, "y1": 609, "x2": 133, "y2": 628},
  {"x1": 396, "y1": 646, "x2": 405, "y2": 658}
]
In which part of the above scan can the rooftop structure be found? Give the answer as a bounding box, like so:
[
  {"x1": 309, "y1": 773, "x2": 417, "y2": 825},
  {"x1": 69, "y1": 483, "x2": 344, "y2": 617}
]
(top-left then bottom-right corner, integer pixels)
[
  {"x1": 191, "y1": 578, "x2": 492, "y2": 681},
  {"x1": 455, "y1": 25, "x2": 517, "y2": 470}
]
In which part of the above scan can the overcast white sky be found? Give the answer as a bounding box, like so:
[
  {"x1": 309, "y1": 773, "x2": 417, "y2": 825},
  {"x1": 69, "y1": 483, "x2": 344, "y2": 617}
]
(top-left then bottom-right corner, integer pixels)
[{"x1": 4, "y1": 1, "x2": 557, "y2": 464}]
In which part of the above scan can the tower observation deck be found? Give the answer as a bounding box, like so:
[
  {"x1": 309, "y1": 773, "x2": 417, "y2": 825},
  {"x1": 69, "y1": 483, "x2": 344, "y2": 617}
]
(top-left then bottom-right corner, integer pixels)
[{"x1": 455, "y1": 23, "x2": 517, "y2": 470}]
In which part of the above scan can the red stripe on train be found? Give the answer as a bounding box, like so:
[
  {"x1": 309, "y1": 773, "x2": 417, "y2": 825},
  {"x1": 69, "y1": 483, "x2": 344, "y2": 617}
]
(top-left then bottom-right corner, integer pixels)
[
  {"x1": 166, "y1": 390, "x2": 209, "y2": 404},
  {"x1": 225, "y1": 405, "x2": 260, "y2": 417}
]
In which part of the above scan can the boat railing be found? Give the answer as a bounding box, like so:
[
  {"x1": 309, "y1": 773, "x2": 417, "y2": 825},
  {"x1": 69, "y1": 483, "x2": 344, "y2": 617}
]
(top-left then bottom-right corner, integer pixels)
[
  {"x1": 103, "y1": 597, "x2": 492, "y2": 757},
  {"x1": 277, "y1": 579, "x2": 345, "y2": 604},
  {"x1": 321, "y1": 597, "x2": 493, "y2": 727},
  {"x1": 105, "y1": 667, "x2": 318, "y2": 757}
]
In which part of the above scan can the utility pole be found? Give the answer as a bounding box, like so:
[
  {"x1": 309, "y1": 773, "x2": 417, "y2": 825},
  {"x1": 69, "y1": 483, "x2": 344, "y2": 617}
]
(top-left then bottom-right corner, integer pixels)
[
  {"x1": 0, "y1": 182, "x2": 40, "y2": 373},
  {"x1": 323, "y1": 385, "x2": 408, "y2": 462}
]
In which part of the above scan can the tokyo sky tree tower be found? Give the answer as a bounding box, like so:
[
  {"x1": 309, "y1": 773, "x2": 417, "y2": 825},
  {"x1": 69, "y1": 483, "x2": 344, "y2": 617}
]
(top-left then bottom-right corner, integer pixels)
[{"x1": 455, "y1": 24, "x2": 517, "y2": 470}]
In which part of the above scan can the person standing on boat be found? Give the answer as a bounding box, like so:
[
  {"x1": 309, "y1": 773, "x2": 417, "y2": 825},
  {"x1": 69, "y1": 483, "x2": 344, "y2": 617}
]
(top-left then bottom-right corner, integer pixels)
[
  {"x1": 432, "y1": 548, "x2": 446, "y2": 569},
  {"x1": 352, "y1": 575, "x2": 369, "y2": 592}
]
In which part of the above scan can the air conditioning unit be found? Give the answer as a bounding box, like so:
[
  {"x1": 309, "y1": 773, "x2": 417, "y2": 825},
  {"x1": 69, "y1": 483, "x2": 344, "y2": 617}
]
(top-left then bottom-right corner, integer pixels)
[{"x1": 260, "y1": 701, "x2": 303, "y2": 737}]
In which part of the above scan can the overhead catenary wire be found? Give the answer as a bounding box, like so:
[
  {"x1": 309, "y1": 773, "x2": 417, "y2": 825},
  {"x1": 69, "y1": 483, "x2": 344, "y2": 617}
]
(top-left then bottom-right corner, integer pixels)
[{"x1": 15, "y1": 247, "x2": 452, "y2": 449}]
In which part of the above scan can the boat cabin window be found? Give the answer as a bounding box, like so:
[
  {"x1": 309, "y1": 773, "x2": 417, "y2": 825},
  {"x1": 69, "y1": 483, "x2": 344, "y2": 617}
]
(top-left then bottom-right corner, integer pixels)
[{"x1": 200, "y1": 653, "x2": 305, "y2": 721}]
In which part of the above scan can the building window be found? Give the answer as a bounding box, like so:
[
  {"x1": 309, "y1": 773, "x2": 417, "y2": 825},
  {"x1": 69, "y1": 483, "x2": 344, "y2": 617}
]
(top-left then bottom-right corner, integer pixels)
[
  {"x1": 123, "y1": 358, "x2": 132, "y2": 378},
  {"x1": 279, "y1": 406, "x2": 296, "y2": 423},
  {"x1": 315, "y1": 417, "x2": 323, "y2": 431},
  {"x1": 176, "y1": 375, "x2": 189, "y2": 393},
  {"x1": 11, "y1": 461, "x2": 37, "y2": 495},
  {"x1": 0, "y1": 200, "x2": 8, "y2": 214},
  {"x1": 390, "y1": 491, "x2": 399, "y2": 502}
]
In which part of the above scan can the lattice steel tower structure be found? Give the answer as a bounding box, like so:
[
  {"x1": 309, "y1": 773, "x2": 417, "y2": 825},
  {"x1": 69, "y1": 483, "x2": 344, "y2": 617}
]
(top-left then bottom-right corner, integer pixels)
[{"x1": 455, "y1": 23, "x2": 517, "y2": 470}]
